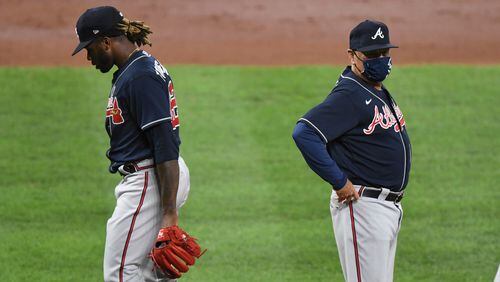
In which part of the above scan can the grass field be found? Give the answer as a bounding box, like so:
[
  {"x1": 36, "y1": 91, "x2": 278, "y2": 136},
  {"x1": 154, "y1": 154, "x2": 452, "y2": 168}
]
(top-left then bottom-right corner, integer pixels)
[{"x1": 0, "y1": 65, "x2": 498, "y2": 281}]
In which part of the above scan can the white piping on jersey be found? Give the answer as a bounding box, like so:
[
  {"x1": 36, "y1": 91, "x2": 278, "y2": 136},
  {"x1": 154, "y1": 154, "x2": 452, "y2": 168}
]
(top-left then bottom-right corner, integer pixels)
[
  {"x1": 340, "y1": 74, "x2": 407, "y2": 191},
  {"x1": 107, "y1": 53, "x2": 149, "y2": 136},
  {"x1": 299, "y1": 118, "x2": 328, "y2": 143},
  {"x1": 111, "y1": 54, "x2": 149, "y2": 94},
  {"x1": 141, "y1": 117, "x2": 172, "y2": 130},
  {"x1": 396, "y1": 130, "x2": 407, "y2": 191}
]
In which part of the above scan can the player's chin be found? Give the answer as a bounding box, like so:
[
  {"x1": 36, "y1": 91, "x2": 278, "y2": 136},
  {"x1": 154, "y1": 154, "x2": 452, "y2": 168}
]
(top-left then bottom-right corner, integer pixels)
[{"x1": 97, "y1": 64, "x2": 113, "y2": 73}]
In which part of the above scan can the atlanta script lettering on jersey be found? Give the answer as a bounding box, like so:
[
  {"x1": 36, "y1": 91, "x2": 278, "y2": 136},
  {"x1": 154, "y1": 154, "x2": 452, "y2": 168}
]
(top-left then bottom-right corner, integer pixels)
[
  {"x1": 106, "y1": 97, "x2": 124, "y2": 124},
  {"x1": 363, "y1": 104, "x2": 405, "y2": 135}
]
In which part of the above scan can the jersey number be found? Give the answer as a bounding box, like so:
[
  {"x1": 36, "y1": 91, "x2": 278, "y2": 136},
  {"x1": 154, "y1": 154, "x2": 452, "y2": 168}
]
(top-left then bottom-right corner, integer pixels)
[{"x1": 168, "y1": 80, "x2": 180, "y2": 129}]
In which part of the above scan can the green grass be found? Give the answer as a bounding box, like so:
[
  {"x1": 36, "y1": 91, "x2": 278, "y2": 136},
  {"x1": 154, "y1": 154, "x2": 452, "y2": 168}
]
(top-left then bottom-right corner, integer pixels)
[{"x1": 0, "y1": 65, "x2": 498, "y2": 281}]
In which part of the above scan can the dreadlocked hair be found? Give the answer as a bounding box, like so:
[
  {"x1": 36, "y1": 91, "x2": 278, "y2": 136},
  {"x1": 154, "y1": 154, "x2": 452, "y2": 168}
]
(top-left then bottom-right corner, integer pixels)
[{"x1": 116, "y1": 18, "x2": 153, "y2": 47}]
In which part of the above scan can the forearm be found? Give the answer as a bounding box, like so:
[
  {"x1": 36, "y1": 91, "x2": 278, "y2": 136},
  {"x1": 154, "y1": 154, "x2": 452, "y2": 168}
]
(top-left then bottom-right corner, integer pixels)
[
  {"x1": 155, "y1": 160, "x2": 180, "y2": 227},
  {"x1": 292, "y1": 122, "x2": 347, "y2": 190},
  {"x1": 143, "y1": 123, "x2": 181, "y2": 226}
]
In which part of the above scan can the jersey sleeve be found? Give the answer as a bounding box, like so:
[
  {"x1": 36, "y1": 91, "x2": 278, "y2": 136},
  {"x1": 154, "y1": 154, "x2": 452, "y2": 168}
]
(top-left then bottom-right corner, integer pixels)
[
  {"x1": 300, "y1": 89, "x2": 359, "y2": 142},
  {"x1": 144, "y1": 121, "x2": 179, "y2": 163},
  {"x1": 292, "y1": 122, "x2": 347, "y2": 189},
  {"x1": 127, "y1": 74, "x2": 172, "y2": 130}
]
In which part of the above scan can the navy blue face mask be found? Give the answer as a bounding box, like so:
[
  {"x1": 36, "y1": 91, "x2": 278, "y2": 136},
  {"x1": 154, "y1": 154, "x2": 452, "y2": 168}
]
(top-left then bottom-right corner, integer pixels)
[
  {"x1": 362, "y1": 56, "x2": 392, "y2": 82},
  {"x1": 353, "y1": 51, "x2": 393, "y2": 82}
]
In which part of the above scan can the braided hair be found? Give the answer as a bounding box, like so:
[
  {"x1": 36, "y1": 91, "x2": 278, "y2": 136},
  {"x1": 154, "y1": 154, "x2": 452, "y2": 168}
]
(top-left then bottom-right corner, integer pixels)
[{"x1": 116, "y1": 17, "x2": 152, "y2": 47}]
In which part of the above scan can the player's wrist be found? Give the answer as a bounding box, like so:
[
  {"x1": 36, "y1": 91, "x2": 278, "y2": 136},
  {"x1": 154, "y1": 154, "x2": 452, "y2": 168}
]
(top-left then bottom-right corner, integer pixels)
[
  {"x1": 161, "y1": 209, "x2": 178, "y2": 227},
  {"x1": 332, "y1": 175, "x2": 348, "y2": 191}
]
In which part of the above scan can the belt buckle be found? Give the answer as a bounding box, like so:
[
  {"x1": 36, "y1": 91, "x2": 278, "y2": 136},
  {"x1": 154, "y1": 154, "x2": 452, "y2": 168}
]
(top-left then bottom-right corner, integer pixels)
[
  {"x1": 394, "y1": 191, "x2": 404, "y2": 203},
  {"x1": 118, "y1": 163, "x2": 136, "y2": 176}
]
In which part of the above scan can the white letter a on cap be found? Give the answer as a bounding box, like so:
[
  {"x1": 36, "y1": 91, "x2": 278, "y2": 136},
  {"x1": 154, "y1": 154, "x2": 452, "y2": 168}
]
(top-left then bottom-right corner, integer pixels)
[{"x1": 371, "y1": 27, "x2": 384, "y2": 39}]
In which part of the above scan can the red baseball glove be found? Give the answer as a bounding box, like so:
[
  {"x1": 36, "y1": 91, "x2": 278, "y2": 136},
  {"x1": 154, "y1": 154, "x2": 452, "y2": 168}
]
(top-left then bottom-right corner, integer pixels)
[{"x1": 150, "y1": 226, "x2": 205, "y2": 278}]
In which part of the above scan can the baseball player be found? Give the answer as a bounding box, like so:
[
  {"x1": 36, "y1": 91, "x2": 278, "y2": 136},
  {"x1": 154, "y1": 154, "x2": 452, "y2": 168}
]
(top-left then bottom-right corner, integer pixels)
[
  {"x1": 292, "y1": 20, "x2": 412, "y2": 281},
  {"x1": 72, "y1": 6, "x2": 203, "y2": 282}
]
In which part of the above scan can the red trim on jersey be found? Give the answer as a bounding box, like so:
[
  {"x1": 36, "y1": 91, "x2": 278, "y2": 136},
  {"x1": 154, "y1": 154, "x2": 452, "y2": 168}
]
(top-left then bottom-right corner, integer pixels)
[
  {"x1": 119, "y1": 171, "x2": 149, "y2": 282},
  {"x1": 349, "y1": 202, "x2": 362, "y2": 282}
]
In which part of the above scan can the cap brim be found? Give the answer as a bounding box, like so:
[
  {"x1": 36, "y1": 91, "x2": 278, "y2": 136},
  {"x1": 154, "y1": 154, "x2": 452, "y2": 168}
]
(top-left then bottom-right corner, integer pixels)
[
  {"x1": 71, "y1": 39, "x2": 94, "y2": 56},
  {"x1": 357, "y1": 43, "x2": 398, "y2": 52}
]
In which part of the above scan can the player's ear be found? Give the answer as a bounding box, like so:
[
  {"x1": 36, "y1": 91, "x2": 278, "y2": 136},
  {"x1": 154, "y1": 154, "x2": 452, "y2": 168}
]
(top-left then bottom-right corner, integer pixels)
[
  {"x1": 100, "y1": 37, "x2": 112, "y2": 51},
  {"x1": 347, "y1": 49, "x2": 355, "y2": 65}
]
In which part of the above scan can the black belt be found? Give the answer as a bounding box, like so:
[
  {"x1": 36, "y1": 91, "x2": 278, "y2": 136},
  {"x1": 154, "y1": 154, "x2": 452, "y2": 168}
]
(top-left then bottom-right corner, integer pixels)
[
  {"x1": 358, "y1": 186, "x2": 404, "y2": 203},
  {"x1": 118, "y1": 160, "x2": 154, "y2": 176}
]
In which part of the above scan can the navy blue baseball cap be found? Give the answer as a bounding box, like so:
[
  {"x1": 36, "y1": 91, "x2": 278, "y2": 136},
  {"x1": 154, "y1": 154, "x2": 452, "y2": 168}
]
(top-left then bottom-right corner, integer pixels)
[
  {"x1": 349, "y1": 20, "x2": 398, "y2": 52},
  {"x1": 72, "y1": 6, "x2": 124, "y2": 56}
]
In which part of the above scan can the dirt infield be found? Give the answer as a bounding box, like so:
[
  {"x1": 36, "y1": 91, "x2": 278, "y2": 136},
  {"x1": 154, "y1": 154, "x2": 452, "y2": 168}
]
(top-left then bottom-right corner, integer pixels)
[{"x1": 1, "y1": 0, "x2": 499, "y2": 66}]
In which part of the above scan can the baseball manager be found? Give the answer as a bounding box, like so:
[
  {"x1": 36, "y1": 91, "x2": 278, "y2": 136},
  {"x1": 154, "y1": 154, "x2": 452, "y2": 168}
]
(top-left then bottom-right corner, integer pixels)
[{"x1": 292, "y1": 19, "x2": 412, "y2": 282}]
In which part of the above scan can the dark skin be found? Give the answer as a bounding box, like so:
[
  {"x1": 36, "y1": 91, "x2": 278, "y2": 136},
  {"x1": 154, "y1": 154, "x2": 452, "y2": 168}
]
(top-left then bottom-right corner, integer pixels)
[
  {"x1": 85, "y1": 36, "x2": 136, "y2": 72},
  {"x1": 334, "y1": 48, "x2": 391, "y2": 204},
  {"x1": 155, "y1": 161, "x2": 180, "y2": 227},
  {"x1": 84, "y1": 36, "x2": 179, "y2": 227}
]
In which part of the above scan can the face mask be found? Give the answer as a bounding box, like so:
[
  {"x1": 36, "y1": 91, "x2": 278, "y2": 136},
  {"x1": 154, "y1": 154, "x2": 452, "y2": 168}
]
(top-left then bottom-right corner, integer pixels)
[{"x1": 362, "y1": 56, "x2": 392, "y2": 82}]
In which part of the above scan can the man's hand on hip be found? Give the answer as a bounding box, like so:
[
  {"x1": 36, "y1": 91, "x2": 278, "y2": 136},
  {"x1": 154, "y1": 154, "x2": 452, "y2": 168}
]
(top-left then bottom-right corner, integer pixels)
[{"x1": 335, "y1": 179, "x2": 359, "y2": 204}]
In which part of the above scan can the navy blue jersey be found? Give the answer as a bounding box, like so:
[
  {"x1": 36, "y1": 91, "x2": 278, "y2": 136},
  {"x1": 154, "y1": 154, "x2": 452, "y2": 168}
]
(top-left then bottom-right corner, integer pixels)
[
  {"x1": 300, "y1": 67, "x2": 412, "y2": 191},
  {"x1": 105, "y1": 50, "x2": 180, "y2": 172}
]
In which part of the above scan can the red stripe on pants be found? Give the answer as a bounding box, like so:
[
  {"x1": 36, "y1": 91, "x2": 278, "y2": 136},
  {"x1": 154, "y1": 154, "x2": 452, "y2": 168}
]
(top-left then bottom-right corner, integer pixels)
[
  {"x1": 119, "y1": 171, "x2": 149, "y2": 282},
  {"x1": 349, "y1": 202, "x2": 362, "y2": 282}
]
